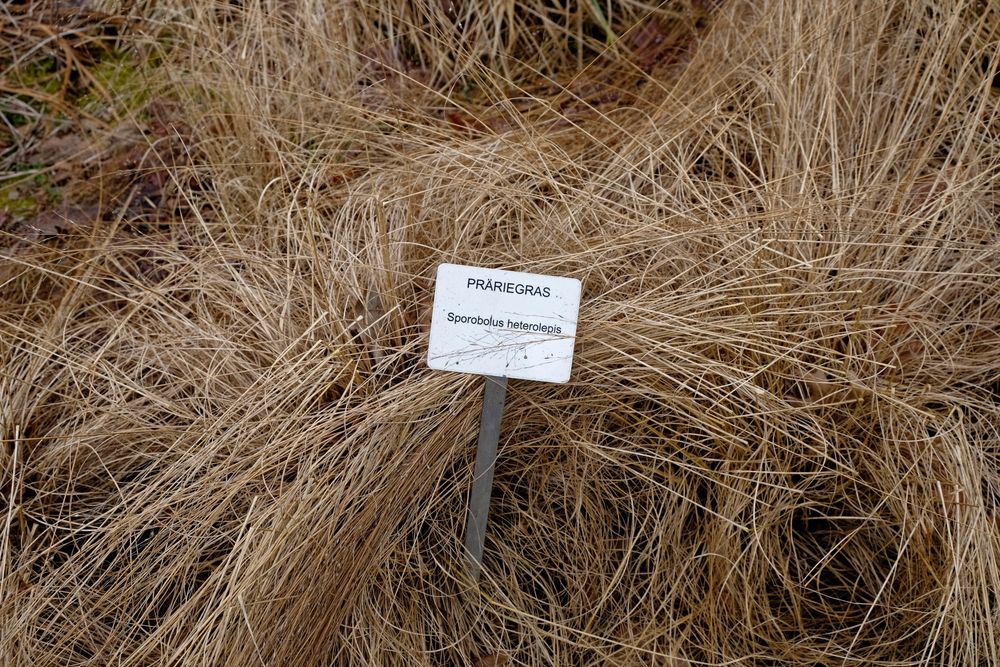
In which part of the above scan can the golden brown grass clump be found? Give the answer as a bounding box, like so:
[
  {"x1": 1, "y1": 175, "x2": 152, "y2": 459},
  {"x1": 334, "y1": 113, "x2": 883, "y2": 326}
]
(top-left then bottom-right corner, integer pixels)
[{"x1": 2, "y1": 0, "x2": 1000, "y2": 664}]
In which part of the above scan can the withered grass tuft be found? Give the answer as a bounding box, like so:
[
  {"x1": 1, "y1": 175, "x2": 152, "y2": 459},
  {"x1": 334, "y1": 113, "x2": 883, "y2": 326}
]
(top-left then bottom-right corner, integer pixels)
[{"x1": 2, "y1": 1, "x2": 1000, "y2": 665}]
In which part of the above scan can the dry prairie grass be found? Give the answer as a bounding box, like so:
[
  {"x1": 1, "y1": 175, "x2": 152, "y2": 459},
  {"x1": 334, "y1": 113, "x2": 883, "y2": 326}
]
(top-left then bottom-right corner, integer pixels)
[{"x1": 2, "y1": 0, "x2": 1000, "y2": 665}]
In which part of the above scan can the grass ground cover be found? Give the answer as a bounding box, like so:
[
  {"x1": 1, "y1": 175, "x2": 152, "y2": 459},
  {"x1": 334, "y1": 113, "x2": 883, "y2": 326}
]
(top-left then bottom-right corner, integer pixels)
[{"x1": 2, "y1": 1, "x2": 1000, "y2": 665}]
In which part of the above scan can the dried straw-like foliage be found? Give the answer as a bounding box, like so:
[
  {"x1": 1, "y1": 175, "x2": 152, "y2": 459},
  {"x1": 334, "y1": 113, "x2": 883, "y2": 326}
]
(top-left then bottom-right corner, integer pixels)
[{"x1": 3, "y1": 0, "x2": 1000, "y2": 665}]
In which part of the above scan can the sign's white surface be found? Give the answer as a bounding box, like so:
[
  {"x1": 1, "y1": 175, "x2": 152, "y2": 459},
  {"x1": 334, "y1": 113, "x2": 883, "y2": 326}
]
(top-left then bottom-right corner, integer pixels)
[{"x1": 427, "y1": 263, "x2": 581, "y2": 383}]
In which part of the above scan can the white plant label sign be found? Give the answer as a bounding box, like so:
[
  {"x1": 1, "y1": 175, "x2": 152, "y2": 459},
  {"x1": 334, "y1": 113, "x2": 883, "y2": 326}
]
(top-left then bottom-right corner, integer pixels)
[{"x1": 427, "y1": 263, "x2": 581, "y2": 383}]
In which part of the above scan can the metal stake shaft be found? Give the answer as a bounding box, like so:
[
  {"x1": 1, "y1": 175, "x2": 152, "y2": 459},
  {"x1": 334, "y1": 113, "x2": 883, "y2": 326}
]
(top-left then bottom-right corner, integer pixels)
[{"x1": 464, "y1": 375, "x2": 508, "y2": 580}]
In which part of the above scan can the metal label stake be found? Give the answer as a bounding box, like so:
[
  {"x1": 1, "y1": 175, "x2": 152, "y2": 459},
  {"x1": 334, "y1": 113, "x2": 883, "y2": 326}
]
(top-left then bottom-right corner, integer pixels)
[
  {"x1": 464, "y1": 375, "x2": 508, "y2": 580},
  {"x1": 425, "y1": 263, "x2": 581, "y2": 580}
]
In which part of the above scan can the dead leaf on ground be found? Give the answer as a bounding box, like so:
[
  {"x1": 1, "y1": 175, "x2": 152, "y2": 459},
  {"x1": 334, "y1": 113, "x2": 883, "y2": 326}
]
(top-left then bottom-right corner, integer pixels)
[
  {"x1": 629, "y1": 20, "x2": 671, "y2": 70},
  {"x1": 472, "y1": 653, "x2": 510, "y2": 667},
  {"x1": 146, "y1": 98, "x2": 191, "y2": 138},
  {"x1": 627, "y1": 1, "x2": 724, "y2": 71},
  {"x1": 25, "y1": 202, "x2": 100, "y2": 239},
  {"x1": 28, "y1": 132, "x2": 86, "y2": 165},
  {"x1": 445, "y1": 110, "x2": 491, "y2": 136}
]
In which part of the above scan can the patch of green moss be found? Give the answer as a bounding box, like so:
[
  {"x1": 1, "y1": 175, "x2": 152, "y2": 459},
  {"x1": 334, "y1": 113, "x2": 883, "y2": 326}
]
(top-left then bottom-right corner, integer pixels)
[
  {"x1": 4, "y1": 57, "x2": 60, "y2": 128},
  {"x1": 13, "y1": 56, "x2": 62, "y2": 95},
  {"x1": 0, "y1": 165, "x2": 60, "y2": 216},
  {"x1": 78, "y1": 50, "x2": 150, "y2": 118},
  {"x1": 0, "y1": 186, "x2": 38, "y2": 217}
]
